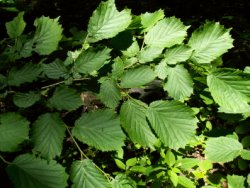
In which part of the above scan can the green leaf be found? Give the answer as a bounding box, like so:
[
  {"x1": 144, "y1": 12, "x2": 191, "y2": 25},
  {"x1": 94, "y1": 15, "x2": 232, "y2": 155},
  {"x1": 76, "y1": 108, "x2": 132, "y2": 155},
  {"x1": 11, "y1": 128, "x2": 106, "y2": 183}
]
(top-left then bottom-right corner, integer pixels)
[
  {"x1": 88, "y1": 0, "x2": 132, "y2": 42},
  {"x1": 99, "y1": 78, "x2": 121, "y2": 109},
  {"x1": 205, "y1": 137, "x2": 243, "y2": 163},
  {"x1": 241, "y1": 150, "x2": 250, "y2": 160},
  {"x1": 247, "y1": 174, "x2": 250, "y2": 186},
  {"x1": 147, "y1": 100, "x2": 197, "y2": 149},
  {"x1": 111, "y1": 57, "x2": 125, "y2": 78},
  {"x1": 241, "y1": 135, "x2": 250, "y2": 148},
  {"x1": 138, "y1": 46, "x2": 163, "y2": 64},
  {"x1": 244, "y1": 66, "x2": 250, "y2": 74},
  {"x1": 154, "y1": 61, "x2": 169, "y2": 80},
  {"x1": 120, "y1": 66, "x2": 156, "y2": 88},
  {"x1": 32, "y1": 113, "x2": 66, "y2": 160},
  {"x1": 33, "y1": 16, "x2": 63, "y2": 55},
  {"x1": 178, "y1": 176, "x2": 196, "y2": 188},
  {"x1": 122, "y1": 40, "x2": 140, "y2": 58},
  {"x1": 72, "y1": 109, "x2": 125, "y2": 151},
  {"x1": 168, "y1": 170, "x2": 178, "y2": 187},
  {"x1": 188, "y1": 22, "x2": 234, "y2": 64},
  {"x1": 207, "y1": 69, "x2": 250, "y2": 113},
  {"x1": 163, "y1": 44, "x2": 193, "y2": 65},
  {"x1": 165, "y1": 150, "x2": 176, "y2": 167},
  {"x1": 0, "y1": 113, "x2": 29, "y2": 152},
  {"x1": 71, "y1": 159, "x2": 111, "y2": 188},
  {"x1": 163, "y1": 65, "x2": 193, "y2": 101},
  {"x1": 144, "y1": 17, "x2": 189, "y2": 48},
  {"x1": 8, "y1": 63, "x2": 41, "y2": 86},
  {"x1": 42, "y1": 60, "x2": 68, "y2": 79},
  {"x1": 120, "y1": 99, "x2": 157, "y2": 148},
  {"x1": 227, "y1": 175, "x2": 245, "y2": 188},
  {"x1": 13, "y1": 91, "x2": 41, "y2": 108},
  {"x1": 140, "y1": 9, "x2": 164, "y2": 31},
  {"x1": 49, "y1": 86, "x2": 82, "y2": 111},
  {"x1": 0, "y1": 74, "x2": 8, "y2": 89},
  {"x1": 75, "y1": 48, "x2": 111, "y2": 74},
  {"x1": 111, "y1": 173, "x2": 136, "y2": 188},
  {"x1": 6, "y1": 154, "x2": 68, "y2": 188},
  {"x1": 6, "y1": 12, "x2": 26, "y2": 38},
  {"x1": 176, "y1": 158, "x2": 199, "y2": 171}
]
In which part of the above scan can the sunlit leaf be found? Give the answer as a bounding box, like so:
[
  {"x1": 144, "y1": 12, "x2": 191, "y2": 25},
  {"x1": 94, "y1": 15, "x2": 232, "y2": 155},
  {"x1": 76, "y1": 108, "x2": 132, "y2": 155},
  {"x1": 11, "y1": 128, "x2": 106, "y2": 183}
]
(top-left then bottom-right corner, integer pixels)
[
  {"x1": 140, "y1": 9, "x2": 164, "y2": 31},
  {"x1": 5, "y1": 12, "x2": 26, "y2": 38}
]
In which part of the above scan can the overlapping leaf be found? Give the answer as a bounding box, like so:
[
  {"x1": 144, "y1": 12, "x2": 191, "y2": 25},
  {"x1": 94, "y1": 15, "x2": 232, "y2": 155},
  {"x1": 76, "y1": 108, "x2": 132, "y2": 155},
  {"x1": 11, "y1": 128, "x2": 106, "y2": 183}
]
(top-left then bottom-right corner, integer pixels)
[
  {"x1": 140, "y1": 9, "x2": 164, "y2": 31},
  {"x1": 122, "y1": 40, "x2": 140, "y2": 58},
  {"x1": 32, "y1": 113, "x2": 66, "y2": 160},
  {"x1": 0, "y1": 113, "x2": 29, "y2": 152},
  {"x1": 227, "y1": 175, "x2": 245, "y2": 188},
  {"x1": 5, "y1": 12, "x2": 26, "y2": 38},
  {"x1": 6, "y1": 154, "x2": 68, "y2": 188},
  {"x1": 188, "y1": 22, "x2": 234, "y2": 64},
  {"x1": 42, "y1": 60, "x2": 68, "y2": 79},
  {"x1": 154, "y1": 61, "x2": 169, "y2": 80},
  {"x1": 72, "y1": 110, "x2": 125, "y2": 151},
  {"x1": 13, "y1": 91, "x2": 41, "y2": 108},
  {"x1": 207, "y1": 69, "x2": 250, "y2": 113},
  {"x1": 88, "y1": 0, "x2": 132, "y2": 42},
  {"x1": 120, "y1": 99, "x2": 157, "y2": 148},
  {"x1": 111, "y1": 173, "x2": 136, "y2": 188},
  {"x1": 138, "y1": 46, "x2": 163, "y2": 64},
  {"x1": 70, "y1": 159, "x2": 111, "y2": 188},
  {"x1": 147, "y1": 100, "x2": 198, "y2": 149},
  {"x1": 144, "y1": 17, "x2": 189, "y2": 48}
]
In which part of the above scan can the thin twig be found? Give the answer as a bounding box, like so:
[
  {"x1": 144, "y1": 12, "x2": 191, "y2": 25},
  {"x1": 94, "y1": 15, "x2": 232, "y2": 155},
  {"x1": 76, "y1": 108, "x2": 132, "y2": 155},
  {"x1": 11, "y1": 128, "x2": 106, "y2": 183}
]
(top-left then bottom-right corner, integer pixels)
[{"x1": 0, "y1": 155, "x2": 11, "y2": 165}]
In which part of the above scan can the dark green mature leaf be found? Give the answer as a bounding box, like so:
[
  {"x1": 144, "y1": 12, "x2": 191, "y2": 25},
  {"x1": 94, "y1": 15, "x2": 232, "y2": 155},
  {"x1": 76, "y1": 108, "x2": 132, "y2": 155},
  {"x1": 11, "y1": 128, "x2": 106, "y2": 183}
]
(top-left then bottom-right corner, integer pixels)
[
  {"x1": 88, "y1": 0, "x2": 132, "y2": 42},
  {"x1": 120, "y1": 99, "x2": 157, "y2": 148},
  {"x1": 0, "y1": 113, "x2": 29, "y2": 152},
  {"x1": 0, "y1": 74, "x2": 7, "y2": 89},
  {"x1": 70, "y1": 159, "x2": 111, "y2": 188},
  {"x1": 72, "y1": 110, "x2": 125, "y2": 151},
  {"x1": 6, "y1": 154, "x2": 68, "y2": 188},
  {"x1": 33, "y1": 16, "x2": 63, "y2": 55},
  {"x1": 6, "y1": 12, "x2": 26, "y2": 38},
  {"x1": 8, "y1": 63, "x2": 41, "y2": 86},
  {"x1": 227, "y1": 175, "x2": 245, "y2": 188},
  {"x1": 32, "y1": 113, "x2": 66, "y2": 160},
  {"x1": 188, "y1": 22, "x2": 234, "y2": 64},
  {"x1": 111, "y1": 173, "x2": 136, "y2": 188},
  {"x1": 75, "y1": 48, "x2": 111, "y2": 74},
  {"x1": 205, "y1": 137, "x2": 243, "y2": 163},
  {"x1": 49, "y1": 86, "x2": 82, "y2": 111},
  {"x1": 144, "y1": 17, "x2": 189, "y2": 48},
  {"x1": 207, "y1": 69, "x2": 250, "y2": 113},
  {"x1": 147, "y1": 100, "x2": 197, "y2": 149},
  {"x1": 120, "y1": 66, "x2": 156, "y2": 88},
  {"x1": 163, "y1": 65, "x2": 193, "y2": 101},
  {"x1": 13, "y1": 91, "x2": 41, "y2": 108},
  {"x1": 99, "y1": 78, "x2": 121, "y2": 109},
  {"x1": 42, "y1": 60, "x2": 68, "y2": 79}
]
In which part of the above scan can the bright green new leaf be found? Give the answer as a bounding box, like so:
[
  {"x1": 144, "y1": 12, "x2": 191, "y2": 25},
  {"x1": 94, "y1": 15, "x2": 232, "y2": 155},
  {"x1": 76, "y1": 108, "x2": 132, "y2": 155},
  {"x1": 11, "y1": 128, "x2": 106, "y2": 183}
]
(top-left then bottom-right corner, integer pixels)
[
  {"x1": 32, "y1": 113, "x2": 66, "y2": 160},
  {"x1": 154, "y1": 61, "x2": 169, "y2": 80},
  {"x1": 188, "y1": 22, "x2": 234, "y2": 64},
  {"x1": 163, "y1": 65, "x2": 193, "y2": 101},
  {"x1": 241, "y1": 150, "x2": 250, "y2": 160},
  {"x1": 72, "y1": 110, "x2": 125, "y2": 151},
  {"x1": 247, "y1": 174, "x2": 250, "y2": 186},
  {"x1": 8, "y1": 63, "x2": 41, "y2": 86},
  {"x1": 140, "y1": 9, "x2": 164, "y2": 31},
  {"x1": 111, "y1": 173, "x2": 136, "y2": 188},
  {"x1": 122, "y1": 40, "x2": 140, "y2": 58},
  {"x1": 144, "y1": 17, "x2": 189, "y2": 48},
  {"x1": 163, "y1": 45, "x2": 193, "y2": 65},
  {"x1": 244, "y1": 66, "x2": 250, "y2": 74},
  {"x1": 205, "y1": 137, "x2": 243, "y2": 163},
  {"x1": 111, "y1": 57, "x2": 125, "y2": 78},
  {"x1": 120, "y1": 99, "x2": 157, "y2": 148},
  {"x1": 120, "y1": 66, "x2": 156, "y2": 88},
  {"x1": 33, "y1": 16, "x2": 63, "y2": 55},
  {"x1": 207, "y1": 69, "x2": 250, "y2": 113},
  {"x1": 227, "y1": 175, "x2": 245, "y2": 188},
  {"x1": 0, "y1": 113, "x2": 29, "y2": 152},
  {"x1": 88, "y1": 0, "x2": 132, "y2": 42},
  {"x1": 13, "y1": 91, "x2": 41, "y2": 108},
  {"x1": 6, "y1": 12, "x2": 26, "y2": 38},
  {"x1": 75, "y1": 48, "x2": 111, "y2": 74},
  {"x1": 42, "y1": 60, "x2": 68, "y2": 79},
  {"x1": 6, "y1": 154, "x2": 68, "y2": 188},
  {"x1": 138, "y1": 46, "x2": 163, "y2": 64},
  {"x1": 147, "y1": 100, "x2": 198, "y2": 149},
  {"x1": 71, "y1": 159, "x2": 111, "y2": 188},
  {"x1": 99, "y1": 78, "x2": 121, "y2": 109},
  {"x1": 178, "y1": 176, "x2": 196, "y2": 188},
  {"x1": 49, "y1": 86, "x2": 82, "y2": 111}
]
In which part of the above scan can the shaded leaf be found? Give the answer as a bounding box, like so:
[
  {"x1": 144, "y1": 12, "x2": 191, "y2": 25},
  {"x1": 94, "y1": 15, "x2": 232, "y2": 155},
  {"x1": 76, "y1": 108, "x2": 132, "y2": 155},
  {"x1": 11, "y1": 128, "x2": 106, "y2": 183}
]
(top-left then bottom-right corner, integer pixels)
[
  {"x1": 13, "y1": 91, "x2": 41, "y2": 108},
  {"x1": 42, "y1": 60, "x2": 68, "y2": 79},
  {"x1": 6, "y1": 12, "x2": 26, "y2": 38}
]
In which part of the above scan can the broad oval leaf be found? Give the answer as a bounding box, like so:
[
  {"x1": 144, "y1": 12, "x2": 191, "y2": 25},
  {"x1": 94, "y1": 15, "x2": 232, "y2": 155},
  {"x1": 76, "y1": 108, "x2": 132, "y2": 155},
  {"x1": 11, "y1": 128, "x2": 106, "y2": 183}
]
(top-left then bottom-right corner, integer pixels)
[
  {"x1": 144, "y1": 17, "x2": 189, "y2": 48},
  {"x1": 71, "y1": 159, "x2": 111, "y2": 188},
  {"x1": 0, "y1": 113, "x2": 29, "y2": 152},
  {"x1": 122, "y1": 40, "x2": 140, "y2": 58},
  {"x1": 188, "y1": 22, "x2": 234, "y2": 64},
  {"x1": 205, "y1": 137, "x2": 243, "y2": 163},
  {"x1": 111, "y1": 173, "x2": 136, "y2": 188},
  {"x1": 120, "y1": 99, "x2": 157, "y2": 149},
  {"x1": 120, "y1": 66, "x2": 156, "y2": 88},
  {"x1": 140, "y1": 9, "x2": 164, "y2": 32},
  {"x1": 147, "y1": 100, "x2": 198, "y2": 149},
  {"x1": 72, "y1": 109, "x2": 125, "y2": 151},
  {"x1": 227, "y1": 175, "x2": 245, "y2": 188},
  {"x1": 42, "y1": 60, "x2": 68, "y2": 79},
  {"x1": 207, "y1": 69, "x2": 250, "y2": 113},
  {"x1": 154, "y1": 61, "x2": 169, "y2": 80},
  {"x1": 6, "y1": 154, "x2": 68, "y2": 188},
  {"x1": 32, "y1": 113, "x2": 66, "y2": 160},
  {"x1": 163, "y1": 65, "x2": 193, "y2": 101},
  {"x1": 88, "y1": 0, "x2": 132, "y2": 42},
  {"x1": 13, "y1": 91, "x2": 41, "y2": 108},
  {"x1": 5, "y1": 12, "x2": 26, "y2": 38},
  {"x1": 138, "y1": 46, "x2": 163, "y2": 64},
  {"x1": 49, "y1": 86, "x2": 83, "y2": 111}
]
